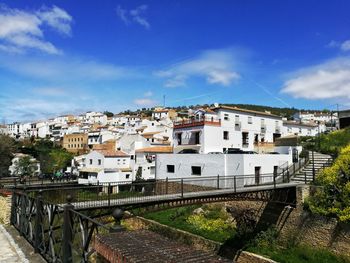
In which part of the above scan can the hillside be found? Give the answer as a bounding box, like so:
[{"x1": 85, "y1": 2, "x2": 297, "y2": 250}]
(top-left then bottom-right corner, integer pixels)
[{"x1": 119, "y1": 103, "x2": 329, "y2": 120}]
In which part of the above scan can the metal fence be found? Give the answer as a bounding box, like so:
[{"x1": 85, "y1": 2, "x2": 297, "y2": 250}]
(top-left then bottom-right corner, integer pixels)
[
  {"x1": 19, "y1": 171, "x2": 297, "y2": 209},
  {"x1": 10, "y1": 190, "x2": 119, "y2": 263}
]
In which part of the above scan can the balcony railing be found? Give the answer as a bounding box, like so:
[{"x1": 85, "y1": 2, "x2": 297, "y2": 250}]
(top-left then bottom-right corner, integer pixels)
[{"x1": 174, "y1": 117, "x2": 221, "y2": 129}]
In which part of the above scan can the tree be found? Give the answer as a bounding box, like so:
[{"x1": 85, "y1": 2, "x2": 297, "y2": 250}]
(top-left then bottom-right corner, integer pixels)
[
  {"x1": 135, "y1": 167, "x2": 143, "y2": 181},
  {"x1": 13, "y1": 155, "x2": 38, "y2": 179},
  {"x1": 103, "y1": 111, "x2": 114, "y2": 117},
  {"x1": 49, "y1": 149, "x2": 73, "y2": 173},
  {"x1": 0, "y1": 135, "x2": 15, "y2": 177}
]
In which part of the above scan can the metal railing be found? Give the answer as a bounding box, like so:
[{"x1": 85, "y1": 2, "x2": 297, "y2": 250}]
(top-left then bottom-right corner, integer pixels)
[
  {"x1": 173, "y1": 117, "x2": 221, "y2": 129},
  {"x1": 10, "y1": 190, "x2": 121, "y2": 263},
  {"x1": 20, "y1": 171, "x2": 297, "y2": 209}
]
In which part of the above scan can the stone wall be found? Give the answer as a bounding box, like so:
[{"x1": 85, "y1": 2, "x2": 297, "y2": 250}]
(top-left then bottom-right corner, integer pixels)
[
  {"x1": 277, "y1": 185, "x2": 350, "y2": 257},
  {"x1": 0, "y1": 196, "x2": 11, "y2": 225}
]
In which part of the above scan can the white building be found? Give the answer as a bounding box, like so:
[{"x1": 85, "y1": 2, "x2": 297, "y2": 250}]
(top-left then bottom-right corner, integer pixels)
[
  {"x1": 173, "y1": 106, "x2": 283, "y2": 154},
  {"x1": 156, "y1": 153, "x2": 291, "y2": 187},
  {"x1": 78, "y1": 150, "x2": 132, "y2": 185},
  {"x1": 134, "y1": 146, "x2": 173, "y2": 180},
  {"x1": 282, "y1": 121, "x2": 326, "y2": 137},
  {"x1": 293, "y1": 111, "x2": 338, "y2": 124},
  {"x1": 88, "y1": 130, "x2": 117, "y2": 148}
]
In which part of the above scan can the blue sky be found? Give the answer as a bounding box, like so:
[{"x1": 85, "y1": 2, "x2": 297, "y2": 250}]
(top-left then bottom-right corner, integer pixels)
[{"x1": 1, "y1": 0, "x2": 350, "y2": 122}]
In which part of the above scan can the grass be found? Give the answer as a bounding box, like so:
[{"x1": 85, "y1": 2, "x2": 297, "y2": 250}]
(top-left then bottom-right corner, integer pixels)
[
  {"x1": 247, "y1": 245, "x2": 350, "y2": 263},
  {"x1": 143, "y1": 205, "x2": 236, "y2": 243}
]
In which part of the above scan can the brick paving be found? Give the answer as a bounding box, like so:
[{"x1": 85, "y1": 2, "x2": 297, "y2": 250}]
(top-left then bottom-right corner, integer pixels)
[{"x1": 94, "y1": 230, "x2": 231, "y2": 263}]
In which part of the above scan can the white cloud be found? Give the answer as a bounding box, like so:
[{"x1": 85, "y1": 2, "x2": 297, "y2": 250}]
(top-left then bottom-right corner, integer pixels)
[
  {"x1": 341, "y1": 40, "x2": 350, "y2": 51},
  {"x1": 155, "y1": 49, "x2": 241, "y2": 87},
  {"x1": 37, "y1": 5, "x2": 73, "y2": 36},
  {"x1": 134, "y1": 98, "x2": 157, "y2": 106},
  {"x1": 0, "y1": 54, "x2": 134, "y2": 82},
  {"x1": 0, "y1": 4, "x2": 72, "y2": 54},
  {"x1": 116, "y1": 5, "x2": 150, "y2": 29},
  {"x1": 281, "y1": 57, "x2": 350, "y2": 100}
]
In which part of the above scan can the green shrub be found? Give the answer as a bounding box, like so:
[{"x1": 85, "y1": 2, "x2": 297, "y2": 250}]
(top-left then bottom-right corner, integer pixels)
[{"x1": 307, "y1": 145, "x2": 350, "y2": 222}]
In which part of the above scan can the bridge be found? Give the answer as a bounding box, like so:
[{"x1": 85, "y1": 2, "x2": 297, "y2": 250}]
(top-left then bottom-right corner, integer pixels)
[
  {"x1": 7, "y1": 171, "x2": 302, "y2": 263},
  {"x1": 2, "y1": 152, "x2": 334, "y2": 262}
]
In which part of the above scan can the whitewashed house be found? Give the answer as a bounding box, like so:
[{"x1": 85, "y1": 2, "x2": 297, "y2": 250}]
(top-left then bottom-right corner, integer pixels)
[
  {"x1": 156, "y1": 152, "x2": 292, "y2": 187},
  {"x1": 293, "y1": 111, "x2": 338, "y2": 124},
  {"x1": 88, "y1": 130, "x2": 116, "y2": 148},
  {"x1": 282, "y1": 121, "x2": 326, "y2": 137},
  {"x1": 78, "y1": 150, "x2": 132, "y2": 186},
  {"x1": 134, "y1": 146, "x2": 173, "y2": 180},
  {"x1": 173, "y1": 106, "x2": 283, "y2": 153}
]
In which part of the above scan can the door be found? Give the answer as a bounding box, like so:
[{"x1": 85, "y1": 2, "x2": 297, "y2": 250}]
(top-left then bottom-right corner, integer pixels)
[
  {"x1": 255, "y1": 166, "x2": 261, "y2": 185},
  {"x1": 273, "y1": 166, "x2": 278, "y2": 179}
]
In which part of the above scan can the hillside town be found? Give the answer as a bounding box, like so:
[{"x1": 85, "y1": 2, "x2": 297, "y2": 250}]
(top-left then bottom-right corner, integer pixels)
[{"x1": 1, "y1": 105, "x2": 340, "y2": 186}]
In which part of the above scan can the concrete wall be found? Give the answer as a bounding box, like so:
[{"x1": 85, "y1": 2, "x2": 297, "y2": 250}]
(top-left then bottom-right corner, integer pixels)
[{"x1": 156, "y1": 153, "x2": 291, "y2": 187}]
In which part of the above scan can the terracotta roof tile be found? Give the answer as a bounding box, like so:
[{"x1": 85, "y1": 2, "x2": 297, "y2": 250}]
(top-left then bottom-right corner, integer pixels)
[{"x1": 136, "y1": 146, "x2": 173, "y2": 153}]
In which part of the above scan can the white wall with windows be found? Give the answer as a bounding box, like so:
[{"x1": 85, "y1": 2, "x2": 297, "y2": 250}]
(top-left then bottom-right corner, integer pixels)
[{"x1": 156, "y1": 153, "x2": 291, "y2": 187}]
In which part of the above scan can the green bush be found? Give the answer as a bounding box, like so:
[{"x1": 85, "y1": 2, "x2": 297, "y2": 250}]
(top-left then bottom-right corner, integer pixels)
[
  {"x1": 144, "y1": 205, "x2": 236, "y2": 242},
  {"x1": 307, "y1": 145, "x2": 350, "y2": 222},
  {"x1": 247, "y1": 228, "x2": 350, "y2": 263},
  {"x1": 301, "y1": 128, "x2": 350, "y2": 156}
]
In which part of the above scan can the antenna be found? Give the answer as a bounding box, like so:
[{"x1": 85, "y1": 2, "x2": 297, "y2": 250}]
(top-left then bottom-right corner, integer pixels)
[{"x1": 163, "y1": 95, "x2": 166, "y2": 108}]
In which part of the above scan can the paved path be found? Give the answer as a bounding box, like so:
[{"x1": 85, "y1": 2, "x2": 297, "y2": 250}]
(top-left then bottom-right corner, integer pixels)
[{"x1": 0, "y1": 225, "x2": 29, "y2": 263}]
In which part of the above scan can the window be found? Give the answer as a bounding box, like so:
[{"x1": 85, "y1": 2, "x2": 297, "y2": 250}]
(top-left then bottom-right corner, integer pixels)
[
  {"x1": 248, "y1": 117, "x2": 253, "y2": 124},
  {"x1": 223, "y1": 131, "x2": 229, "y2": 140},
  {"x1": 224, "y1": 113, "x2": 229, "y2": 121},
  {"x1": 126, "y1": 174, "x2": 130, "y2": 179},
  {"x1": 98, "y1": 159, "x2": 101, "y2": 165},
  {"x1": 89, "y1": 159, "x2": 93, "y2": 165},
  {"x1": 194, "y1": 132, "x2": 200, "y2": 144},
  {"x1": 242, "y1": 132, "x2": 249, "y2": 147},
  {"x1": 191, "y1": 166, "x2": 201, "y2": 176},
  {"x1": 177, "y1": 133, "x2": 182, "y2": 145},
  {"x1": 167, "y1": 165, "x2": 175, "y2": 173}
]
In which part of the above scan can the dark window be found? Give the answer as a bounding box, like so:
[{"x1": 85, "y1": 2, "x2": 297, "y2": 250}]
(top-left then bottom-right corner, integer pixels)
[
  {"x1": 191, "y1": 166, "x2": 201, "y2": 175},
  {"x1": 126, "y1": 174, "x2": 130, "y2": 179},
  {"x1": 255, "y1": 166, "x2": 261, "y2": 185},
  {"x1": 223, "y1": 131, "x2": 229, "y2": 140},
  {"x1": 195, "y1": 132, "x2": 200, "y2": 144},
  {"x1": 167, "y1": 165, "x2": 175, "y2": 173},
  {"x1": 273, "y1": 166, "x2": 278, "y2": 177},
  {"x1": 98, "y1": 159, "x2": 101, "y2": 165},
  {"x1": 177, "y1": 133, "x2": 182, "y2": 145},
  {"x1": 89, "y1": 159, "x2": 93, "y2": 165},
  {"x1": 242, "y1": 132, "x2": 249, "y2": 147}
]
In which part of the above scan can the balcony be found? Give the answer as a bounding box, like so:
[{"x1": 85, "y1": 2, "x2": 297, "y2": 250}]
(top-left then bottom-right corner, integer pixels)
[{"x1": 174, "y1": 117, "x2": 221, "y2": 129}]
